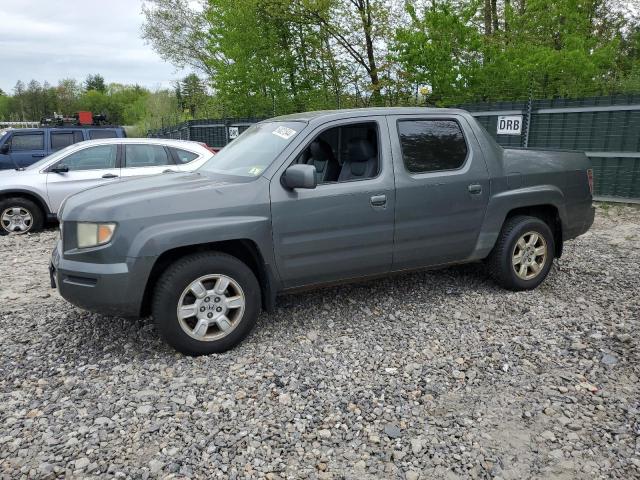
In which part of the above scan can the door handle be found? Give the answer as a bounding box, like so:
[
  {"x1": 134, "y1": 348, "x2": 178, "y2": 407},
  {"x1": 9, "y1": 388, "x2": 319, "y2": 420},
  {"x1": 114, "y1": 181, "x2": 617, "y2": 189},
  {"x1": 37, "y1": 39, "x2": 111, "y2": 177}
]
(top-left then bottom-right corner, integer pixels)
[
  {"x1": 370, "y1": 194, "x2": 387, "y2": 206},
  {"x1": 32, "y1": 153, "x2": 45, "y2": 158},
  {"x1": 468, "y1": 184, "x2": 482, "y2": 195},
  {"x1": 163, "y1": 169, "x2": 177, "y2": 173},
  {"x1": 102, "y1": 173, "x2": 118, "y2": 179}
]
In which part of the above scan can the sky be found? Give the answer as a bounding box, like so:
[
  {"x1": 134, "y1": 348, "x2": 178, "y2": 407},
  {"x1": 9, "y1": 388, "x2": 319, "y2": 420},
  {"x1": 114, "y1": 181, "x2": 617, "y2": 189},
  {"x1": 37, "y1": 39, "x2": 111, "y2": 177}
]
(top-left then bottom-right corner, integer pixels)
[{"x1": 0, "y1": 0, "x2": 188, "y2": 93}]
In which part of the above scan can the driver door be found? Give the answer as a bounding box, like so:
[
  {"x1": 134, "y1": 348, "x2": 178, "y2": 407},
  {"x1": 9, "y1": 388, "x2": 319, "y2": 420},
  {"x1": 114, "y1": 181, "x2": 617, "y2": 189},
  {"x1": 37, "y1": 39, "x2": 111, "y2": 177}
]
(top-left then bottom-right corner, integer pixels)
[{"x1": 46, "y1": 144, "x2": 121, "y2": 213}]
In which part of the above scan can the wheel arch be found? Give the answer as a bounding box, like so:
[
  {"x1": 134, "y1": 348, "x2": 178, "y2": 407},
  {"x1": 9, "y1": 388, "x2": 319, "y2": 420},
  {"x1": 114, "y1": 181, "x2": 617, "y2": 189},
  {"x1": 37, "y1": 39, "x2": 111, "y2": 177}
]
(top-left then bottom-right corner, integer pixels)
[
  {"x1": 0, "y1": 189, "x2": 51, "y2": 216},
  {"x1": 140, "y1": 239, "x2": 275, "y2": 317},
  {"x1": 503, "y1": 204, "x2": 563, "y2": 258}
]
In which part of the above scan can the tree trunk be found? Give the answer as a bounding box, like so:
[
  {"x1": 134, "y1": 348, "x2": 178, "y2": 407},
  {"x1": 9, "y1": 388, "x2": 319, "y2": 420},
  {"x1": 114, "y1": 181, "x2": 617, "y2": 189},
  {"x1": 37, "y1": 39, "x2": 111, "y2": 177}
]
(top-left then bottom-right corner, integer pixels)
[
  {"x1": 484, "y1": 0, "x2": 492, "y2": 35},
  {"x1": 358, "y1": 0, "x2": 382, "y2": 105},
  {"x1": 491, "y1": 0, "x2": 499, "y2": 32},
  {"x1": 504, "y1": 0, "x2": 510, "y2": 32}
]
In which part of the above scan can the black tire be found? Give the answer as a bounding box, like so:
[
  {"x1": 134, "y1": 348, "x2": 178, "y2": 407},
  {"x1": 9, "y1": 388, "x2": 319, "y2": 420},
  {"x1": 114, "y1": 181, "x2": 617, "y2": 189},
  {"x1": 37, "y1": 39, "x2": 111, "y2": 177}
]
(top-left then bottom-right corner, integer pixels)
[
  {"x1": 0, "y1": 197, "x2": 45, "y2": 235},
  {"x1": 486, "y1": 215, "x2": 555, "y2": 291},
  {"x1": 151, "y1": 252, "x2": 261, "y2": 355}
]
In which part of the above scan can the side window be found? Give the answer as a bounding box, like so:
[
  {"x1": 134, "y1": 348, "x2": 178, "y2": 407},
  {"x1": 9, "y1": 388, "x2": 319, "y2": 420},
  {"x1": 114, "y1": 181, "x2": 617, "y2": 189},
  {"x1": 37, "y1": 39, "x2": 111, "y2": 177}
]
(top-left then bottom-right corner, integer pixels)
[
  {"x1": 50, "y1": 131, "x2": 84, "y2": 151},
  {"x1": 59, "y1": 145, "x2": 117, "y2": 171},
  {"x1": 171, "y1": 148, "x2": 199, "y2": 164},
  {"x1": 397, "y1": 120, "x2": 468, "y2": 173},
  {"x1": 125, "y1": 144, "x2": 172, "y2": 168},
  {"x1": 89, "y1": 129, "x2": 117, "y2": 140},
  {"x1": 10, "y1": 133, "x2": 44, "y2": 151},
  {"x1": 291, "y1": 121, "x2": 379, "y2": 184}
]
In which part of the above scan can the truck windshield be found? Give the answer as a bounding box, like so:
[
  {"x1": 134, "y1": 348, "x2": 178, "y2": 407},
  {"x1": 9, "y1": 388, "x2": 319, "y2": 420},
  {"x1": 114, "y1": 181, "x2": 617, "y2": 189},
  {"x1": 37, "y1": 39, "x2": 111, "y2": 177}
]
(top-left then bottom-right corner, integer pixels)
[{"x1": 199, "y1": 121, "x2": 306, "y2": 177}]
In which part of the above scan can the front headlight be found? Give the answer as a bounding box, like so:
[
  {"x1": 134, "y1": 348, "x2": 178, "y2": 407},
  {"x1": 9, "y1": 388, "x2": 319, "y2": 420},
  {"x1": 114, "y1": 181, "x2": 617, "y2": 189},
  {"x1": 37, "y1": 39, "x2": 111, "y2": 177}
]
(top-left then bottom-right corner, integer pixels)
[{"x1": 77, "y1": 222, "x2": 116, "y2": 248}]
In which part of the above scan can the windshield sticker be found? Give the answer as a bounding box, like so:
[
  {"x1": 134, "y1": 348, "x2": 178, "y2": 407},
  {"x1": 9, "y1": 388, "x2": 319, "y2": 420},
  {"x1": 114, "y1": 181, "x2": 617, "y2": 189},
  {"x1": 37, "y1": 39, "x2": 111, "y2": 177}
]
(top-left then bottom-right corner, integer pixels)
[
  {"x1": 248, "y1": 166, "x2": 264, "y2": 176},
  {"x1": 272, "y1": 126, "x2": 297, "y2": 140}
]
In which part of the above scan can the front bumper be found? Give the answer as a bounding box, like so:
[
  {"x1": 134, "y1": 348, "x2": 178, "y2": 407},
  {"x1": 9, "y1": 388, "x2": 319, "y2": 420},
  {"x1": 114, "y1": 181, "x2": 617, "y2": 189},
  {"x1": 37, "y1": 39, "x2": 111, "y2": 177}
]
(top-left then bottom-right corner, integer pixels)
[{"x1": 50, "y1": 240, "x2": 156, "y2": 318}]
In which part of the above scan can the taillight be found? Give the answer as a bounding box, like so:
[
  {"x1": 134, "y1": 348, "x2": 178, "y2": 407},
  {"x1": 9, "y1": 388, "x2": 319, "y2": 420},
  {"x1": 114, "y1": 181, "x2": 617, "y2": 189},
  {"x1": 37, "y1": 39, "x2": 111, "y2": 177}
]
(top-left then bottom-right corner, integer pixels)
[{"x1": 587, "y1": 169, "x2": 594, "y2": 194}]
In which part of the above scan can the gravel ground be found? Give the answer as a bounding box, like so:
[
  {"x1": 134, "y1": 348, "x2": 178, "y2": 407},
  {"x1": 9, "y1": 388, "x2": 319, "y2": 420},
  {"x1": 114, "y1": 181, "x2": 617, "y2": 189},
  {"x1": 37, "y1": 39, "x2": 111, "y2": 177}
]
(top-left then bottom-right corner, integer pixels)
[{"x1": 1, "y1": 204, "x2": 639, "y2": 479}]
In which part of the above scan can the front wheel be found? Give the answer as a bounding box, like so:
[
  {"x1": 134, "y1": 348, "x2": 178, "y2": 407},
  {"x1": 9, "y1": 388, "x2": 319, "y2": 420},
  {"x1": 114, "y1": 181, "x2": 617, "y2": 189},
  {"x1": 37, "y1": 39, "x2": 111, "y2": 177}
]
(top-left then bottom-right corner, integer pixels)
[
  {"x1": 0, "y1": 197, "x2": 44, "y2": 235},
  {"x1": 487, "y1": 215, "x2": 555, "y2": 291},
  {"x1": 151, "y1": 252, "x2": 261, "y2": 355}
]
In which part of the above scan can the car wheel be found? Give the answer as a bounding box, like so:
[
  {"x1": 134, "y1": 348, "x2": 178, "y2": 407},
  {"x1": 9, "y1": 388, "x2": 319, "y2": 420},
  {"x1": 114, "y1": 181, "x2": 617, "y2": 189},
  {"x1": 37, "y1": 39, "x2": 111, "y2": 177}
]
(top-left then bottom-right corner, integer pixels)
[
  {"x1": 151, "y1": 252, "x2": 261, "y2": 355},
  {"x1": 487, "y1": 215, "x2": 555, "y2": 291},
  {"x1": 0, "y1": 197, "x2": 44, "y2": 235}
]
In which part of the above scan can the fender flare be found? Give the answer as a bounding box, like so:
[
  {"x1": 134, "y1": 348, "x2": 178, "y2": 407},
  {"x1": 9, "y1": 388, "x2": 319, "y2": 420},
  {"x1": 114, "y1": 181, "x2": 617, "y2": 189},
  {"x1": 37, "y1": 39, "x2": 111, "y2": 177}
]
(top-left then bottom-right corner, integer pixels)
[{"x1": 473, "y1": 185, "x2": 566, "y2": 258}]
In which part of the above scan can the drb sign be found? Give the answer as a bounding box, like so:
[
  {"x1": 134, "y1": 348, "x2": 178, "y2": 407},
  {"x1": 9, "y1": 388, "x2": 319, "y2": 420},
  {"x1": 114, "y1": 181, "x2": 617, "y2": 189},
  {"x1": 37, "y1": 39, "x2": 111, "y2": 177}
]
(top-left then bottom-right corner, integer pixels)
[{"x1": 497, "y1": 115, "x2": 523, "y2": 135}]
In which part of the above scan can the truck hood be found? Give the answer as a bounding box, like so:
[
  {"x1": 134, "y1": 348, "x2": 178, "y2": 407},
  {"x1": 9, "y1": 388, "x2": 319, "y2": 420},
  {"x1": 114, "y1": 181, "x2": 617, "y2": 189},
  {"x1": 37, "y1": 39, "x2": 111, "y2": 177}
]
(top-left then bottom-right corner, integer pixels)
[{"x1": 60, "y1": 171, "x2": 262, "y2": 222}]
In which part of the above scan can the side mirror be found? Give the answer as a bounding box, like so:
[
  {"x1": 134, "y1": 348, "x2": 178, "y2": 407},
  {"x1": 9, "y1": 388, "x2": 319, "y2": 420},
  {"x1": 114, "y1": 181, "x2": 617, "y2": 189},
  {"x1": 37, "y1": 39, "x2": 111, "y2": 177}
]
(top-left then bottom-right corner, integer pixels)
[
  {"x1": 50, "y1": 164, "x2": 69, "y2": 173},
  {"x1": 0, "y1": 144, "x2": 9, "y2": 155},
  {"x1": 283, "y1": 164, "x2": 317, "y2": 189}
]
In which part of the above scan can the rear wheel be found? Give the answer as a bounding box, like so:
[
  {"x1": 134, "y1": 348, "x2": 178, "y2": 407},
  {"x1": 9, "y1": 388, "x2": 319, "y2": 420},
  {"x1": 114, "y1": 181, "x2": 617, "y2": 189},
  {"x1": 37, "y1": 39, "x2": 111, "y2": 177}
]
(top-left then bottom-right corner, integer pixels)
[
  {"x1": 487, "y1": 215, "x2": 555, "y2": 290},
  {"x1": 0, "y1": 197, "x2": 44, "y2": 235},
  {"x1": 151, "y1": 252, "x2": 261, "y2": 355}
]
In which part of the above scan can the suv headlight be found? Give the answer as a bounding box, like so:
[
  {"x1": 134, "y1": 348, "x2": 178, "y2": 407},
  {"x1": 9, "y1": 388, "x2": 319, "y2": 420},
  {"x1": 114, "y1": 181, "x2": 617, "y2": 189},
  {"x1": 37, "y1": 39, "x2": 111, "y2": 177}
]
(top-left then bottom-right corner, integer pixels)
[{"x1": 77, "y1": 222, "x2": 116, "y2": 248}]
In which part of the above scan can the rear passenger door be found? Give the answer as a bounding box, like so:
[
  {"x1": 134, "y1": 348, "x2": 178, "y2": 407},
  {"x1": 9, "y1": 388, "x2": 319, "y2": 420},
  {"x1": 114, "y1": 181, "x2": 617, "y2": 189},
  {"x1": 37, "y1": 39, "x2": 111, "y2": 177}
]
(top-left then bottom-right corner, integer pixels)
[
  {"x1": 7, "y1": 131, "x2": 47, "y2": 168},
  {"x1": 120, "y1": 144, "x2": 178, "y2": 179},
  {"x1": 388, "y1": 115, "x2": 490, "y2": 270}
]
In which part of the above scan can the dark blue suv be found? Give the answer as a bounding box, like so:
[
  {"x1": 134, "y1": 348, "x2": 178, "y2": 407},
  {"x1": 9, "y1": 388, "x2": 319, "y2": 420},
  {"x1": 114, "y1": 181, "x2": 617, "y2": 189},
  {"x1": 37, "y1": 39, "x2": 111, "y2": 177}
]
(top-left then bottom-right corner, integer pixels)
[{"x1": 0, "y1": 127, "x2": 126, "y2": 170}]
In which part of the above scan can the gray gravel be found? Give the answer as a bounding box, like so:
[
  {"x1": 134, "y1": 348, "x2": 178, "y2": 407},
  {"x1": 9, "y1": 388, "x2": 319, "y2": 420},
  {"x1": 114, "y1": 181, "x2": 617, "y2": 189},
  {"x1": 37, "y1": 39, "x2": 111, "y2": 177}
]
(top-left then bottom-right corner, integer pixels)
[{"x1": 1, "y1": 204, "x2": 639, "y2": 479}]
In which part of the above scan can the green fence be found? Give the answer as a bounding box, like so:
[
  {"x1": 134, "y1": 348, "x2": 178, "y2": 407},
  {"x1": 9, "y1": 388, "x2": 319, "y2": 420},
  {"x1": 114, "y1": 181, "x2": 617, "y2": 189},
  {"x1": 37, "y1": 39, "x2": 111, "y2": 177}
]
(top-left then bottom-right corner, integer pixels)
[{"x1": 462, "y1": 94, "x2": 640, "y2": 201}]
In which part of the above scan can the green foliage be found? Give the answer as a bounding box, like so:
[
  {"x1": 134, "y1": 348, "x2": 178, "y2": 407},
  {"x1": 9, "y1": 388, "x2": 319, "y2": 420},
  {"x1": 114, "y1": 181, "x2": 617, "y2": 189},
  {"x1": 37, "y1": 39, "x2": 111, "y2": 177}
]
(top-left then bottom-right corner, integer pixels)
[
  {"x1": 395, "y1": 0, "x2": 633, "y2": 105},
  {"x1": 179, "y1": 73, "x2": 207, "y2": 116},
  {"x1": 84, "y1": 74, "x2": 107, "y2": 93},
  {"x1": 142, "y1": 0, "x2": 640, "y2": 114},
  {"x1": 0, "y1": 75, "x2": 182, "y2": 131}
]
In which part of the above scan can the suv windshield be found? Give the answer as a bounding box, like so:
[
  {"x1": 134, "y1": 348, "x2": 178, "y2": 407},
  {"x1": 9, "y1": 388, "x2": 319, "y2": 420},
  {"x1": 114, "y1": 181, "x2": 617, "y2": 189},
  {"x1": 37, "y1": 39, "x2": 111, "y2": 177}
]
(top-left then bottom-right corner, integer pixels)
[{"x1": 199, "y1": 121, "x2": 305, "y2": 177}]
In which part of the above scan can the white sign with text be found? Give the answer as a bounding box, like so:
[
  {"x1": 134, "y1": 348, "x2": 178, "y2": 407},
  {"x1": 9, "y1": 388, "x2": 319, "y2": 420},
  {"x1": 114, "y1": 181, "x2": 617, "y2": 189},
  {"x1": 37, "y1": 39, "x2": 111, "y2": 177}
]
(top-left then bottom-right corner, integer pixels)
[{"x1": 497, "y1": 115, "x2": 523, "y2": 135}]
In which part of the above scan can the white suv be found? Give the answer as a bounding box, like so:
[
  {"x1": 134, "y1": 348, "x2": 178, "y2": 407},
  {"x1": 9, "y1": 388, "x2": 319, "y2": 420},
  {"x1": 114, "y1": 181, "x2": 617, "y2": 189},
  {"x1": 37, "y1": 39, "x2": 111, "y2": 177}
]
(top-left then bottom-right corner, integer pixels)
[{"x1": 0, "y1": 138, "x2": 215, "y2": 234}]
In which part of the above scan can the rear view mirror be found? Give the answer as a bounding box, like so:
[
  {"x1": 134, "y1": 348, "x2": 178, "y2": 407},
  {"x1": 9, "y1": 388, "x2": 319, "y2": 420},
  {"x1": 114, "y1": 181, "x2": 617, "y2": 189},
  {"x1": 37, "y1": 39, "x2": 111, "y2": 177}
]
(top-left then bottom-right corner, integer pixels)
[
  {"x1": 50, "y1": 164, "x2": 69, "y2": 173},
  {"x1": 0, "y1": 144, "x2": 9, "y2": 154},
  {"x1": 283, "y1": 164, "x2": 317, "y2": 189}
]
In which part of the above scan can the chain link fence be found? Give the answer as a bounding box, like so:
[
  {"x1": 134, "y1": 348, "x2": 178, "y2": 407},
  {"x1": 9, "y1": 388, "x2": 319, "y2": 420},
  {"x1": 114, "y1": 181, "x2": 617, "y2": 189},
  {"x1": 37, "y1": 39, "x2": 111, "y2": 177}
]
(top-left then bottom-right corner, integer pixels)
[{"x1": 149, "y1": 93, "x2": 640, "y2": 202}]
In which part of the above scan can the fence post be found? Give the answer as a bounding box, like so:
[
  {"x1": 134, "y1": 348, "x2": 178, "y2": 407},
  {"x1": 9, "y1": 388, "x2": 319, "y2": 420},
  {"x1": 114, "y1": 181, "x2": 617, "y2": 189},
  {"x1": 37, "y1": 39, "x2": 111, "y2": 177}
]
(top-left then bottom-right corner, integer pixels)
[{"x1": 522, "y1": 84, "x2": 533, "y2": 148}]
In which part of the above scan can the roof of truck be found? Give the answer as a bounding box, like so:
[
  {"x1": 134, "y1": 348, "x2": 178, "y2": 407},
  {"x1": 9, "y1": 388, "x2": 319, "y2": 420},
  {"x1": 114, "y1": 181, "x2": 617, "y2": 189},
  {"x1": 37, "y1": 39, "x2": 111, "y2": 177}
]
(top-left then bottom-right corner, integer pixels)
[{"x1": 270, "y1": 107, "x2": 469, "y2": 122}]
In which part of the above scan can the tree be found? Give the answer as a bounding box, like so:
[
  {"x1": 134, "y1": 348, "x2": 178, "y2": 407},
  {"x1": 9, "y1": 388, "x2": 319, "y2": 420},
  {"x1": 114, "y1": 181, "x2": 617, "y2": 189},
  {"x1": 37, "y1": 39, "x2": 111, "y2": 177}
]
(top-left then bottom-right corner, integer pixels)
[
  {"x1": 141, "y1": 0, "x2": 216, "y2": 77},
  {"x1": 394, "y1": 0, "x2": 630, "y2": 104},
  {"x1": 292, "y1": 0, "x2": 398, "y2": 105},
  {"x1": 179, "y1": 74, "x2": 207, "y2": 117},
  {"x1": 85, "y1": 74, "x2": 106, "y2": 93}
]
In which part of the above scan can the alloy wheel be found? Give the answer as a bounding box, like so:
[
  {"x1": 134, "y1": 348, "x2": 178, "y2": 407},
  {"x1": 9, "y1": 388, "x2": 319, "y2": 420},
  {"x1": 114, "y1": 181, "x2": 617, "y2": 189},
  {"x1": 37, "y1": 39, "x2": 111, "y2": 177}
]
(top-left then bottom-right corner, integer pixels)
[
  {"x1": 512, "y1": 231, "x2": 547, "y2": 280},
  {"x1": 176, "y1": 274, "x2": 246, "y2": 341},
  {"x1": 1, "y1": 207, "x2": 33, "y2": 234}
]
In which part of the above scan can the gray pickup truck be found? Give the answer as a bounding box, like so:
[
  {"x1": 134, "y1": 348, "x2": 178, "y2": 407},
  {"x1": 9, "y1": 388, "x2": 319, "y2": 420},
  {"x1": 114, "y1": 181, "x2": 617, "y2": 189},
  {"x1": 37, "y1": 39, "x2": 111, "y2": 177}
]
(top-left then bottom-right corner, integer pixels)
[{"x1": 50, "y1": 108, "x2": 595, "y2": 355}]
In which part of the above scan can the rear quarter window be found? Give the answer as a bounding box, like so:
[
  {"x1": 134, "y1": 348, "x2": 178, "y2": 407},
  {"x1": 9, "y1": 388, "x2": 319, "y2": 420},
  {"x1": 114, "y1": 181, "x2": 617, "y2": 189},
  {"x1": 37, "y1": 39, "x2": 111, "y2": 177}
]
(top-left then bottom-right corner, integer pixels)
[
  {"x1": 171, "y1": 148, "x2": 200, "y2": 164},
  {"x1": 89, "y1": 129, "x2": 118, "y2": 140},
  {"x1": 397, "y1": 119, "x2": 468, "y2": 173}
]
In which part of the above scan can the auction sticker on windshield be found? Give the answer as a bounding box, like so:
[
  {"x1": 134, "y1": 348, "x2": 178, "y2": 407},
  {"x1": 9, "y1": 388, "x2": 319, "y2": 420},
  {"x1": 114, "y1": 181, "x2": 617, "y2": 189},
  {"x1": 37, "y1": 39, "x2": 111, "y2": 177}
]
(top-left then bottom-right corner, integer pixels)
[{"x1": 272, "y1": 126, "x2": 297, "y2": 140}]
